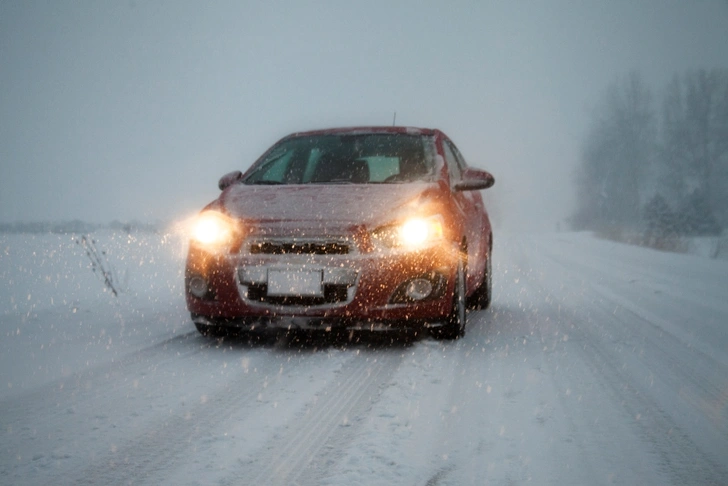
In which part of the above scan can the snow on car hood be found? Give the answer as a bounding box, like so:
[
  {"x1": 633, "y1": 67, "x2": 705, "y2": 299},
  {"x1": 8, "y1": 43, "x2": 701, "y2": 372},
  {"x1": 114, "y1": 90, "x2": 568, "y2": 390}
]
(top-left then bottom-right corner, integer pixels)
[{"x1": 219, "y1": 182, "x2": 442, "y2": 231}]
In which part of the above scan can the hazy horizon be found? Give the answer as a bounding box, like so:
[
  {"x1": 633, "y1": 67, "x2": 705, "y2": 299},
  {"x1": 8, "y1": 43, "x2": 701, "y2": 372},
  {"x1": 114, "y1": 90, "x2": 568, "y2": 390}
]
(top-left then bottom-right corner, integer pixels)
[{"x1": 1, "y1": 1, "x2": 726, "y2": 231}]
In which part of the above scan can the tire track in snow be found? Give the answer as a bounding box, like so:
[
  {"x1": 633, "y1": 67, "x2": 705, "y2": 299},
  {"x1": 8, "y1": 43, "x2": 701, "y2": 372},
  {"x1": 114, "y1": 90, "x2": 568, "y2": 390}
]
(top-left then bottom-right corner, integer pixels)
[
  {"x1": 0, "y1": 330, "x2": 204, "y2": 421},
  {"x1": 234, "y1": 350, "x2": 405, "y2": 486},
  {"x1": 582, "y1": 289, "x2": 728, "y2": 484},
  {"x1": 541, "y1": 243, "x2": 728, "y2": 432},
  {"x1": 1, "y1": 331, "x2": 209, "y2": 481},
  {"x1": 72, "y1": 344, "x2": 298, "y2": 486},
  {"x1": 566, "y1": 305, "x2": 728, "y2": 484},
  {"x1": 521, "y1": 238, "x2": 728, "y2": 484}
]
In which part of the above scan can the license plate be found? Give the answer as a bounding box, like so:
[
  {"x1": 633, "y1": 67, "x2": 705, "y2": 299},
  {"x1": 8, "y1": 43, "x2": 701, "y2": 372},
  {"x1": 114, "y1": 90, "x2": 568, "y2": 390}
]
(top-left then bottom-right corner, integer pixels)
[{"x1": 267, "y1": 269, "x2": 323, "y2": 297}]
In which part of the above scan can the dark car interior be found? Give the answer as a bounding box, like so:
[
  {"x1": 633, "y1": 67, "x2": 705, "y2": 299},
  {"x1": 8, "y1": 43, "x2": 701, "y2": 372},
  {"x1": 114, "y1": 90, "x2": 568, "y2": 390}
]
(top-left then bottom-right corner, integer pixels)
[{"x1": 244, "y1": 134, "x2": 434, "y2": 185}]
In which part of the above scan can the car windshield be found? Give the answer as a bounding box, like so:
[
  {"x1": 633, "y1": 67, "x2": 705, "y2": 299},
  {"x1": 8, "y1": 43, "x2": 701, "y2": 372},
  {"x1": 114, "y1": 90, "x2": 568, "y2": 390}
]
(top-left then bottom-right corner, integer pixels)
[{"x1": 243, "y1": 133, "x2": 435, "y2": 185}]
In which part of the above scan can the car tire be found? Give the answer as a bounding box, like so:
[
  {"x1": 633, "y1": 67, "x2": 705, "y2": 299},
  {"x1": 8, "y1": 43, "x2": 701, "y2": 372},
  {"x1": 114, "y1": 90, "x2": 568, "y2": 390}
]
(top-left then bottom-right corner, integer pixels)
[
  {"x1": 432, "y1": 256, "x2": 466, "y2": 340},
  {"x1": 467, "y1": 253, "x2": 492, "y2": 310},
  {"x1": 194, "y1": 320, "x2": 228, "y2": 338}
]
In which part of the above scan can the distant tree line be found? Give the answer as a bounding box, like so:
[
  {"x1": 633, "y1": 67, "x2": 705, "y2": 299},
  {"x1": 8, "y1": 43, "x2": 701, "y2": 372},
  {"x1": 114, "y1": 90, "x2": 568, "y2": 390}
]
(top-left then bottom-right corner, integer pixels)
[
  {"x1": 0, "y1": 220, "x2": 164, "y2": 234},
  {"x1": 571, "y1": 69, "x2": 728, "y2": 246}
]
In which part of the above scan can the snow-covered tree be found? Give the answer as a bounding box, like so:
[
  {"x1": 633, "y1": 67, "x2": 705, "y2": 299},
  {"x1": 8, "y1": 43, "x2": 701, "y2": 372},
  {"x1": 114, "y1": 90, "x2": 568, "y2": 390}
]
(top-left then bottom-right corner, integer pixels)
[
  {"x1": 573, "y1": 72, "x2": 656, "y2": 231},
  {"x1": 642, "y1": 194, "x2": 678, "y2": 248},
  {"x1": 660, "y1": 69, "x2": 728, "y2": 230},
  {"x1": 676, "y1": 192, "x2": 721, "y2": 236}
]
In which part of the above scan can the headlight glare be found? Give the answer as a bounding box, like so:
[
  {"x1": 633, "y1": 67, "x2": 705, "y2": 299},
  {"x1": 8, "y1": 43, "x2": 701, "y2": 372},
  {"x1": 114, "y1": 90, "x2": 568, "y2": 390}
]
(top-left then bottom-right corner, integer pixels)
[
  {"x1": 399, "y1": 217, "x2": 443, "y2": 246},
  {"x1": 192, "y1": 211, "x2": 235, "y2": 246},
  {"x1": 372, "y1": 215, "x2": 444, "y2": 249}
]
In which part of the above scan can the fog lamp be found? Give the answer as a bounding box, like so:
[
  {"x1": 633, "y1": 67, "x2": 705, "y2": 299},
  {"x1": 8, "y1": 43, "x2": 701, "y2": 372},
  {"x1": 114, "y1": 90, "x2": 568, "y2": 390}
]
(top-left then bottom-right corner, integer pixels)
[
  {"x1": 189, "y1": 276, "x2": 208, "y2": 298},
  {"x1": 405, "y1": 278, "x2": 434, "y2": 300}
]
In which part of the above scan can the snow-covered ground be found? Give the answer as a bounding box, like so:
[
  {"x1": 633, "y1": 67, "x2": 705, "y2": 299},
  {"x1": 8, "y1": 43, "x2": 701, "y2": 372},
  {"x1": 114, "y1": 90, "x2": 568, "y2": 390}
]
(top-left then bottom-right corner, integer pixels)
[{"x1": 1, "y1": 230, "x2": 727, "y2": 485}]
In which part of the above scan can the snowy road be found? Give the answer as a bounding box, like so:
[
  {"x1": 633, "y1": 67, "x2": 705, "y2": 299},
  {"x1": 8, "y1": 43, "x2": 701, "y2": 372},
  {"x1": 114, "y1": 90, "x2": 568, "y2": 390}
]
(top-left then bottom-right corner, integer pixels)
[{"x1": 1, "y1": 232, "x2": 727, "y2": 485}]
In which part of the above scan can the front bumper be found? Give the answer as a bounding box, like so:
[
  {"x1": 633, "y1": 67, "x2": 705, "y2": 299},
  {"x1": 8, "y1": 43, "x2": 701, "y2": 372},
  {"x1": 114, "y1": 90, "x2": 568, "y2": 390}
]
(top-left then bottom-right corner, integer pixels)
[{"x1": 185, "y1": 241, "x2": 459, "y2": 330}]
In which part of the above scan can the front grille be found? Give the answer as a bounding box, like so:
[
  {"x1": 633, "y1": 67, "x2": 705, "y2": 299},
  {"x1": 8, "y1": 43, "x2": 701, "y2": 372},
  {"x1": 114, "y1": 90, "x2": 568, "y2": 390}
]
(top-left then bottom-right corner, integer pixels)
[
  {"x1": 246, "y1": 283, "x2": 349, "y2": 306},
  {"x1": 249, "y1": 240, "x2": 350, "y2": 255}
]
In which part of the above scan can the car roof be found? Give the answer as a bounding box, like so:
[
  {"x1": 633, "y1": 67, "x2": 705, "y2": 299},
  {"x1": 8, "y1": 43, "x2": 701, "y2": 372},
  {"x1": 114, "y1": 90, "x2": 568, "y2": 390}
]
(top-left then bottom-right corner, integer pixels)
[{"x1": 284, "y1": 126, "x2": 442, "y2": 138}]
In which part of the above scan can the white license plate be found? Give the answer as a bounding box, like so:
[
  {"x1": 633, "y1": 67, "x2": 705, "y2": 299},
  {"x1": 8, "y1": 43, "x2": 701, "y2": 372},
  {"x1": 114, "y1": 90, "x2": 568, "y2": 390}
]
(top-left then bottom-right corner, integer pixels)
[{"x1": 267, "y1": 269, "x2": 323, "y2": 297}]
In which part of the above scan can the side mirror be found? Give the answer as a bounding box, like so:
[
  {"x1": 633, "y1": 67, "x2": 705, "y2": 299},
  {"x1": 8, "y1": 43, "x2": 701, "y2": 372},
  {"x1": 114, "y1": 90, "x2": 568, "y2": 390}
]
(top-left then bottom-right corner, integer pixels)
[
  {"x1": 218, "y1": 171, "x2": 243, "y2": 191},
  {"x1": 454, "y1": 168, "x2": 495, "y2": 191}
]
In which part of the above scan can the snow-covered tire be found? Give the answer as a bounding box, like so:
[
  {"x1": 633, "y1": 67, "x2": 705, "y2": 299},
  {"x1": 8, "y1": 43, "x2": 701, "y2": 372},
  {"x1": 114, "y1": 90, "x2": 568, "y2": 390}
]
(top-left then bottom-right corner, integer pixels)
[
  {"x1": 468, "y1": 253, "x2": 492, "y2": 310},
  {"x1": 432, "y1": 256, "x2": 466, "y2": 340},
  {"x1": 194, "y1": 320, "x2": 228, "y2": 338}
]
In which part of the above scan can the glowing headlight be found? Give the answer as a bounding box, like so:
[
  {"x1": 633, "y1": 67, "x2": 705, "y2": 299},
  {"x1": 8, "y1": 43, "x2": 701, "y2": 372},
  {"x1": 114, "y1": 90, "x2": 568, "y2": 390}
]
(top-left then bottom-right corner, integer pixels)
[
  {"x1": 373, "y1": 215, "x2": 444, "y2": 249},
  {"x1": 192, "y1": 211, "x2": 235, "y2": 246},
  {"x1": 399, "y1": 218, "x2": 441, "y2": 246}
]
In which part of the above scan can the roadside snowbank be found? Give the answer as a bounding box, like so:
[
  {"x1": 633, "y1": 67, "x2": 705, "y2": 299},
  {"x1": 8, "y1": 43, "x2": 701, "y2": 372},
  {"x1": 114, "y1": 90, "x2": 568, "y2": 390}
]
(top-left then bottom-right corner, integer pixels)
[{"x1": 0, "y1": 230, "x2": 190, "y2": 399}]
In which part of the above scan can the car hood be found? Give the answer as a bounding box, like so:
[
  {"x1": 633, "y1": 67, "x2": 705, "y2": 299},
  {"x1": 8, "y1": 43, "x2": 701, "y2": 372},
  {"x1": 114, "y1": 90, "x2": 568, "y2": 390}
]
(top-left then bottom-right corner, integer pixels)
[{"x1": 219, "y1": 182, "x2": 443, "y2": 233}]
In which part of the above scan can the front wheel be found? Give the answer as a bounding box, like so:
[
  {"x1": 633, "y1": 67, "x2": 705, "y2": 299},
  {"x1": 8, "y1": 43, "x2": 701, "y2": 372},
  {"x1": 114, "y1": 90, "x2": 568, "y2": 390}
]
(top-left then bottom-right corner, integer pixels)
[
  {"x1": 432, "y1": 257, "x2": 466, "y2": 340},
  {"x1": 468, "y1": 253, "x2": 492, "y2": 310},
  {"x1": 194, "y1": 318, "x2": 228, "y2": 338}
]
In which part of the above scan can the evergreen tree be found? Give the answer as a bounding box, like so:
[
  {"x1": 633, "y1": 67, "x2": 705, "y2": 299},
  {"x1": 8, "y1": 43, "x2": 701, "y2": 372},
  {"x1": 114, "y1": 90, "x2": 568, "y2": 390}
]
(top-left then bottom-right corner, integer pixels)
[
  {"x1": 676, "y1": 191, "x2": 721, "y2": 236},
  {"x1": 573, "y1": 72, "x2": 656, "y2": 231},
  {"x1": 643, "y1": 194, "x2": 678, "y2": 247},
  {"x1": 659, "y1": 69, "x2": 728, "y2": 230}
]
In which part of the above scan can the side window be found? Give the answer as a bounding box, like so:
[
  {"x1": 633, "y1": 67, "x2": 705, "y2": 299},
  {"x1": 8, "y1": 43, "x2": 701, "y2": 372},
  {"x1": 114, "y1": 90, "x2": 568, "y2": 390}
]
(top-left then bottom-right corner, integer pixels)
[
  {"x1": 442, "y1": 141, "x2": 462, "y2": 185},
  {"x1": 249, "y1": 150, "x2": 294, "y2": 183},
  {"x1": 449, "y1": 142, "x2": 469, "y2": 170}
]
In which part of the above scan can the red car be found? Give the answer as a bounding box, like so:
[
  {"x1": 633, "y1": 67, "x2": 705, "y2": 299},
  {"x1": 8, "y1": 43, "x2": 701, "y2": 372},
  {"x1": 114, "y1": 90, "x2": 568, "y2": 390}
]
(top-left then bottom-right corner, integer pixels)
[{"x1": 185, "y1": 127, "x2": 494, "y2": 339}]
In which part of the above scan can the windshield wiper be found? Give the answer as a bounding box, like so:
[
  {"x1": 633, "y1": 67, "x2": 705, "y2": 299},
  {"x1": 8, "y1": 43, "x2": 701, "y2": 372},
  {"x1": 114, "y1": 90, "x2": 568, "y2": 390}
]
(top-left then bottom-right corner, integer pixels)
[
  {"x1": 305, "y1": 180, "x2": 355, "y2": 185},
  {"x1": 248, "y1": 180, "x2": 285, "y2": 185}
]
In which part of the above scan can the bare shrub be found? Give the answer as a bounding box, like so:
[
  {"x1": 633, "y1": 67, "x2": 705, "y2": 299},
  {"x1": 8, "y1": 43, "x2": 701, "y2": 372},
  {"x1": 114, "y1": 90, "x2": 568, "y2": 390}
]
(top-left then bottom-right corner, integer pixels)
[{"x1": 76, "y1": 235, "x2": 119, "y2": 296}]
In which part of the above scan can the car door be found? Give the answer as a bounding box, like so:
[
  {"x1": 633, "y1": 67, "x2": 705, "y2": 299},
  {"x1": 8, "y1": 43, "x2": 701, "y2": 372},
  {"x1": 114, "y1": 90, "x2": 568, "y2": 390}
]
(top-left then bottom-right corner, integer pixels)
[{"x1": 442, "y1": 138, "x2": 487, "y2": 292}]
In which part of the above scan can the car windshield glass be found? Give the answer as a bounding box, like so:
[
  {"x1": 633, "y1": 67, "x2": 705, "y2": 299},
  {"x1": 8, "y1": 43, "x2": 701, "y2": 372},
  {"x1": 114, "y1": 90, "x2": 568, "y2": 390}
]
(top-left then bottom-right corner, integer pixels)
[{"x1": 243, "y1": 133, "x2": 435, "y2": 185}]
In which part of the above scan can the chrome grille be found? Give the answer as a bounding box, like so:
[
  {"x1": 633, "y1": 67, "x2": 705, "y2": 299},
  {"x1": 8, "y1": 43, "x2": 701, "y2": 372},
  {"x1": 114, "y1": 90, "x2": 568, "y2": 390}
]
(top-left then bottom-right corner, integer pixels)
[{"x1": 248, "y1": 239, "x2": 350, "y2": 255}]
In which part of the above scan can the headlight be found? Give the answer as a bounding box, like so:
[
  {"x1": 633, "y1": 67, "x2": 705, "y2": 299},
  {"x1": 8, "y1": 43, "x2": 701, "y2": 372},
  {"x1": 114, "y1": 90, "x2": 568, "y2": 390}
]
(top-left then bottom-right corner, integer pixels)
[
  {"x1": 191, "y1": 211, "x2": 236, "y2": 247},
  {"x1": 372, "y1": 215, "x2": 445, "y2": 249}
]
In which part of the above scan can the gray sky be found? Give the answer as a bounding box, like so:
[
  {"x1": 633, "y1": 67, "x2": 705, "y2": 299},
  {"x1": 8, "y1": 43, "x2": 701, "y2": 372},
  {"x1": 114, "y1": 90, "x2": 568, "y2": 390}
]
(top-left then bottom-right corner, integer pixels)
[{"x1": 1, "y1": 0, "x2": 726, "y2": 231}]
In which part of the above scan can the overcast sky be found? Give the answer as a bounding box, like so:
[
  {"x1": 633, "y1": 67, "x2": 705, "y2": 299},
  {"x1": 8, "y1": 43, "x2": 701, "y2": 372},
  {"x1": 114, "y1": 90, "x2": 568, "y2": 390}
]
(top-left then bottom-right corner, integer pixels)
[{"x1": 1, "y1": 0, "x2": 726, "y2": 231}]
